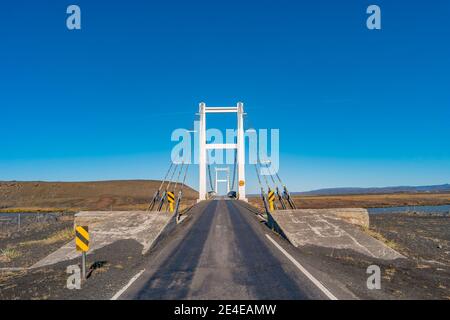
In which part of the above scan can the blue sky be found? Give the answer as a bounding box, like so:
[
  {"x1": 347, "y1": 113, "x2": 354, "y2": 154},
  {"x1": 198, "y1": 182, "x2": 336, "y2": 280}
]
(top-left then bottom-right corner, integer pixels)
[{"x1": 0, "y1": 0, "x2": 449, "y2": 193}]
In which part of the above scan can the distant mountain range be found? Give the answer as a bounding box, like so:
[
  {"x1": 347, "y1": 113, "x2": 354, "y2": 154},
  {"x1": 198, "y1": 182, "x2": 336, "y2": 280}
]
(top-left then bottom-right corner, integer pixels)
[{"x1": 294, "y1": 184, "x2": 450, "y2": 196}]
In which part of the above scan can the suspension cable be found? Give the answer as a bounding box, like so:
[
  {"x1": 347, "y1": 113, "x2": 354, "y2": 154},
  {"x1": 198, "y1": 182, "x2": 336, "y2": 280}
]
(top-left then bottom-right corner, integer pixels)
[
  {"x1": 158, "y1": 162, "x2": 174, "y2": 191},
  {"x1": 263, "y1": 161, "x2": 278, "y2": 190},
  {"x1": 165, "y1": 163, "x2": 179, "y2": 191},
  {"x1": 173, "y1": 162, "x2": 185, "y2": 194},
  {"x1": 179, "y1": 163, "x2": 190, "y2": 192},
  {"x1": 174, "y1": 163, "x2": 190, "y2": 218},
  {"x1": 264, "y1": 162, "x2": 287, "y2": 210},
  {"x1": 148, "y1": 162, "x2": 175, "y2": 211},
  {"x1": 206, "y1": 151, "x2": 214, "y2": 192},
  {"x1": 274, "y1": 170, "x2": 286, "y2": 188},
  {"x1": 254, "y1": 164, "x2": 264, "y2": 190},
  {"x1": 257, "y1": 162, "x2": 271, "y2": 190},
  {"x1": 268, "y1": 165, "x2": 296, "y2": 210},
  {"x1": 260, "y1": 162, "x2": 279, "y2": 210},
  {"x1": 164, "y1": 163, "x2": 183, "y2": 212},
  {"x1": 254, "y1": 164, "x2": 270, "y2": 214},
  {"x1": 231, "y1": 148, "x2": 237, "y2": 191},
  {"x1": 246, "y1": 110, "x2": 295, "y2": 210},
  {"x1": 158, "y1": 162, "x2": 179, "y2": 211}
]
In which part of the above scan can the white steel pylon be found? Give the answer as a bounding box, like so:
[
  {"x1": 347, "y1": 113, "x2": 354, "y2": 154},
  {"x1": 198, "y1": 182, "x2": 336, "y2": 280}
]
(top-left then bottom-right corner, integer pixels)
[
  {"x1": 198, "y1": 102, "x2": 247, "y2": 202},
  {"x1": 215, "y1": 167, "x2": 230, "y2": 194}
]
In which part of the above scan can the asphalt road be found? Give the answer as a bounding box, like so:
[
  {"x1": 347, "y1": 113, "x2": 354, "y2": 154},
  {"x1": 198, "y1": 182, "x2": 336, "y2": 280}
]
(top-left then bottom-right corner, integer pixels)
[{"x1": 119, "y1": 200, "x2": 347, "y2": 300}]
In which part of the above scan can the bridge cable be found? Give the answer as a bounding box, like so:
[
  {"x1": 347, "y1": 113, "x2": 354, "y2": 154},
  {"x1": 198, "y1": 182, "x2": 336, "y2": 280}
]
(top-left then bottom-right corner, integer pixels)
[
  {"x1": 245, "y1": 105, "x2": 274, "y2": 210},
  {"x1": 174, "y1": 163, "x2": 190, "y2": 219},
  {"x1": 254, "y1": 164, "x2": 270, "y2": 214},
  {"x1": 148, "y1": 162, "x2": 174, "y2": 212},
  {"x1": 259, "y1": 162, "x2": 279, "y2": 210},
  {"x1": 165, "y1": 162, "x2": 184, "y2": 212},
  {"x1": 179, "y1": 163, "x2": 190, "y2": 193},
  {"x1": 158, "y1": 162, "x2": 179, "y2": 211},
  {"x1": 258, "y1": 162, "x2": 271, "y2": 191},
  {"x1": 264, "y1": 162, "x2": 287, "y2": 210},
  {"x1": 230, "y1": 148, "x2": 237, "y2": 191},
  {"x1": 272, "y1": 169, "x2": 296, "y2": 209},
  {"x1": 173, "y1": 162, "x2": 185, "y2": 194},
  {"x1": 206, "y1": 151, "x2": 215, "y2": 193},
  {"x1": 246, "y1": 111, "x2": 295, "y2": 210}
]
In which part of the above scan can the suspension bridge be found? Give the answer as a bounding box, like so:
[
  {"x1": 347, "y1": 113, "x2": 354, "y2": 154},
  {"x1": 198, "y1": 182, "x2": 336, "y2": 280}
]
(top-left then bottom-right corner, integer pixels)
[
  {"x1": 33, "y1": 102, "x2": 401, "y2": 300},
  {"x1": 108, "y1": 102, "x2": 352, "y2": 300},
  {"x1": 145, "y1": 101, "x2": 297, "y2": 219}
]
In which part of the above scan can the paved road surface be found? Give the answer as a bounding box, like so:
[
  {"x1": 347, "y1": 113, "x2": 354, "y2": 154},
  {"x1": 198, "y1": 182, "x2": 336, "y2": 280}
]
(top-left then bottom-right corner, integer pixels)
[{"x1": 119, "y1": 200, "x2": 346, "y2": 300}]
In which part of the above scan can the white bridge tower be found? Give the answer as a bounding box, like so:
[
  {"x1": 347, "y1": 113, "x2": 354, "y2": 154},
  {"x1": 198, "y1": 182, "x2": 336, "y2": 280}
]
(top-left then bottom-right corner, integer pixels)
[
  {"x1": 198, "y1": 102, "x2": 247, "y2": 202},
  {"x1": 215, "y1": 167, "x2": 230, "y2": 194}
]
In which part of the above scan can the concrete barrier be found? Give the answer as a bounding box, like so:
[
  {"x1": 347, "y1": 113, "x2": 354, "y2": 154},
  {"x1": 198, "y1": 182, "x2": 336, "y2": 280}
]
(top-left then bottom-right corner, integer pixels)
[
  {"x1": 267, "y1": 208, "x2": 403, "y2": 260},
  {"x1": 31, "y1": 211, "x2": 175, "y2": 269}
]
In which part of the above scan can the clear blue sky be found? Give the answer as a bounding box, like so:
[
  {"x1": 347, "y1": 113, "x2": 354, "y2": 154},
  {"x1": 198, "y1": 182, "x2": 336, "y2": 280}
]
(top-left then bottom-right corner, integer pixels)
[{"x1": 1, "y1": 0, "x2": 449, "y2": 193}]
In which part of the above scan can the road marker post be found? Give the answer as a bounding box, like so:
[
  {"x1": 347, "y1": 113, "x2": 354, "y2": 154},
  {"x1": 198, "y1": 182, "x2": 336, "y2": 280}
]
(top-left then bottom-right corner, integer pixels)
[
  {"x1": 167, "y1": 191, "x2": 175, "y2": 213},
  {"x1": 268, "y1": 189, "x2": 275, "y2": 211},
  {"x1": 75, "y1": 225, "x2": 89, "y2": 280}
]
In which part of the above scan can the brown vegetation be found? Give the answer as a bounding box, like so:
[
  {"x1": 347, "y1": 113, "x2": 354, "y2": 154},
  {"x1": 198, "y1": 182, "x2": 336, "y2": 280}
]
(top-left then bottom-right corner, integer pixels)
[
  {"x1": 293, "y1": 193, "x2": 450, "y2": 208},
  {"x1": 0, "y1": 180, "x2": 198, "y2": 212},
  {"x1": 249, "y1": 193, "x2": 450, "y2": 210}
]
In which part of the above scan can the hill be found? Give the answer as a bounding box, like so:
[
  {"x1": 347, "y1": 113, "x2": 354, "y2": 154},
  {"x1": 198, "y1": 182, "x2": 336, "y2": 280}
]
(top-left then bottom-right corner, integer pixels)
[
  {"x1": 295, "y1": 184, "x2": 450, "y2": 196},
  {"x1": 0, "y1": 180, "x2": 198, "y2": 211}
]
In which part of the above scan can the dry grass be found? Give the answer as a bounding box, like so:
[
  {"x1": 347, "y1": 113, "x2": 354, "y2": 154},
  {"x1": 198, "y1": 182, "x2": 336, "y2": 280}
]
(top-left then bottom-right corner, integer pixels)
[
  {"x1": 0, "y1": 207, "x2": 78, "y2": 213},
  {"x1": 383, "y1": 267, "x2": 397, "y2": 280},
  {"x1": 107, "y1": 199, "x2": 196, "y2": 212},
  {"x1": 363, "y1": 227, "x2": 400, "y2": 251},
  {"x1": 292, "y1": 193, "x2": 450, "y2": 209},
  {"x1": 0, "y1": 248, "x2": 22, "y2": 262},
  {"x1": 19, "y1": 228, "x2": 74, "y2": 247},
  {"x1": 0, "y1": 180, "x2": 198, "y2": 211},
  {"x1": 249, "y1": 193, "x2": 450, "y2": 210},
  {"x1": 0, "y1": 270, "x2": 26, "y2": 283}
]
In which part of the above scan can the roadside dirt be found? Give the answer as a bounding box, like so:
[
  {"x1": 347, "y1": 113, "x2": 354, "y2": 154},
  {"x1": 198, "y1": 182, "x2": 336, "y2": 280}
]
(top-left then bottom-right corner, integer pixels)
[
  {"x1": 294, "y1": 212, "x2": 450, "y2": 299},
  {"x1": 0, "y1": 214, "x2": 75, "y2": 268},
  {"x1": 247, "y1": 199, "x2": 450, "y2": 299},
  {"x1": 0, "y1": 239, "x2": 144, "y2": 300},
  {"x1": 370, "y1": 212, "x2": 450, "y2": 271}
]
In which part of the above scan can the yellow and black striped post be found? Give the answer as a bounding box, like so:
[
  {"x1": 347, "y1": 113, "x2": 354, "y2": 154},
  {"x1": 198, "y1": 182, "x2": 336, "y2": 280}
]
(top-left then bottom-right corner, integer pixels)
[
  {"x1": 268, "y1": 190, "x2": 275, "y2": 211},
  {"x1": 167, "y1": 191, "x2": 175, "y2": 213},
  {"x1": 75, "y1": 225, "x2": 89, "y2": 279},
  {"x1": 76, "y1": 226, "x2": 89, "y2": 252}
]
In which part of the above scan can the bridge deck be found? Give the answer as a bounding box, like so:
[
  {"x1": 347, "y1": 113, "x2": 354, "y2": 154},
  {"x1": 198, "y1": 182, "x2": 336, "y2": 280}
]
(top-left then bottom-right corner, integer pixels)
[{"x1": 119, "y1": 200, "x2": 353, "y2": 300}]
